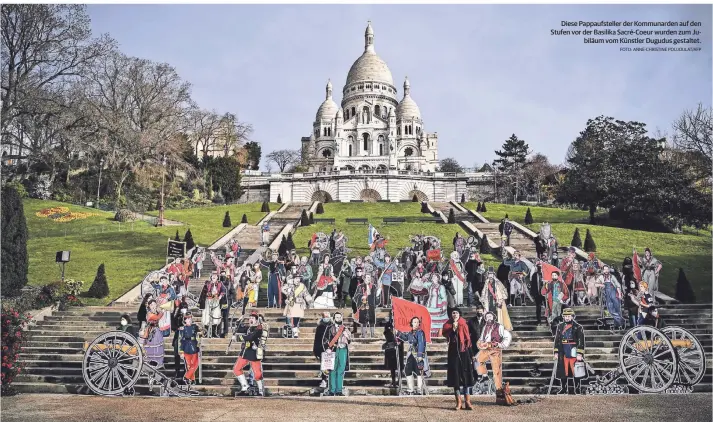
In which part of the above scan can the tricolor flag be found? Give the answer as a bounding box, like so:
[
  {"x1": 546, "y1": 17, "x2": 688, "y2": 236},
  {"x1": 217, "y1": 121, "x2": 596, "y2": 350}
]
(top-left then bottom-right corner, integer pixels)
[{"x1": 368, "y1": 224, "x2": 379, "y2": 246}]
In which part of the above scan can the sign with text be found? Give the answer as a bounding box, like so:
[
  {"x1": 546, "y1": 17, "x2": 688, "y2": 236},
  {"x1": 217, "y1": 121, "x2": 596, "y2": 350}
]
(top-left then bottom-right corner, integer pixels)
[
  {"x1": 391, "y1": 297, "x2": 431, "y2": 343},
  {"x1": 167, "y1": 239, "x2": 186, "y2": 258}
]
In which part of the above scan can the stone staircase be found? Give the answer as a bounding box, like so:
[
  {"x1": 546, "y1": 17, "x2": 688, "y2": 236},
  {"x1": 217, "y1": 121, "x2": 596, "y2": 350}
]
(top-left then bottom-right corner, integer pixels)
[
  {"x1": 15, "y1": 304, "x2": 713, "y2": 396},
  {"x1": 474, "y1": 222, "x2": 538, "y2": 260},
  {"x1": 430, "y1": 202, "x2": 470, "y2": 223}
]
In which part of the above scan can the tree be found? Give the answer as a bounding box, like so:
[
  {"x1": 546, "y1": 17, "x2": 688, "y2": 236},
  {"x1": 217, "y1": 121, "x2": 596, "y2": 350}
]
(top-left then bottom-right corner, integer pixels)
[
  {"x1": 174, "y1": 230, "x2": 180, "y2": 241},
  {"x1": 278, "y1": 235, "x2": 288, "y2": 257},
  {"x1": 675, "y1": 268, "x2": 696, "y2": 303},
  {"x1": 183, "y1": 229, "x2": 195, "y2": 251},
  {"x1": 479, "y1": 234, "x2": 492, "y2": 254},
  {"x1": 523, "y1": 153, "x2": 560, "y2": 203},
  {"x1": 671, "y1": 103, "x2": 712, "y2": 180},
  {"x1": 421, "y1": 202, "x2": 429, "y2": 213},
  {"x1": 505, "y1": 214, "x2": 509, "y2": 219},
  {"x1": 261, "y1": 202, "x2": 270, "y2": 212},
  {"x1": 524, "y1": 208, "x2": 533, "y2": 224},
  {"x1": 1, "y1": 185, "x2": 28, "y2": 296},
  {"x1": 481, "y1": 202, "x2": 487, "y2": 212},
  {"x1": 242, "y1": 141, "x2": 262, "y2": 170},
  {"x1": 286, "y1": 232, "x2": 296, "y2": 250},
  {"x1": 493, "y1": 134, "x2": 530, "y2": 202},
  {"x1": 300, "y1": 209, "x2": 309, "y2": 226},
  {"x1": 266, "y1": 149, "x2": 300, "y2": 172},
  {"x1": 277, "y1": 194, "x2": 282, "y2": 204},
  {"x1": 241, "y1": 213, "x2": 248, "y2": 224},
  {"x1": 571, "y1": 228, "x2": 582, "y2": 248},
  {"x1": 316, "y1": 203, "x2": 325, "y2": 214},
  {"x1": 439, "y1": 157, "x2": 463, "y2": 173},
  {"x1": 460, "y1": 193, "x2": 465, "y2": 203},
  {"x1": 87, "y1": 263, "x2": 109, "y2": 298},
  {"x1": 583, "y1": 229, "x2": 596, "y2": 252},
  {"x1": 448, "y1": 209, "x2": 456, "y2": 224},
  {"x1": 223, "y1": 211, "x2": 232, "y2": 228},
  {"x1": 188, "y1": 109, "x2": 228, "y2": 158},
  {"x1": 309, "y1": 212, "x2": 314, "y2": 225},
  {"x1": 207, "y1": 156, "x2": 242, "y2": 203},
  {"x1": 477, "y1": 202, "x2": 482, "y2": 212}
]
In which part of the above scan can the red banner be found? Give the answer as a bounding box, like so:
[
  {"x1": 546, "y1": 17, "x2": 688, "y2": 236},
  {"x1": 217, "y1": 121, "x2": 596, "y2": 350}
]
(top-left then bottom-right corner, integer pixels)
[
  {"x1": 633, "y1": 251, "x2": 642, "y2": 281},
  {"x1": 391, "y1": 297, "x2": 431, "y2": 343},
  {"x1": 541, "y1": 262, "x2": 561, "y2": 282}
]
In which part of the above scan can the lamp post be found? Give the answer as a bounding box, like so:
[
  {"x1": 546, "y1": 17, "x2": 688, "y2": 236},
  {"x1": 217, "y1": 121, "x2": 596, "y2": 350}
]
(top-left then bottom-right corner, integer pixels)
[
  {"x1": 158, "y1": 154, "x2": 166, "y2": 227},
  {"x1": 96, "y1": 157, "x2": 104, "y2": 208}
]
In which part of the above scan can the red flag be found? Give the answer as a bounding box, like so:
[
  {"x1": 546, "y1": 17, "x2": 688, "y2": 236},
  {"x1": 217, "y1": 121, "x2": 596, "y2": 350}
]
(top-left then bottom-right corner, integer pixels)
[
  {"x1": 633, "y1": 251, "x2": 642, "y2": 281},
  {"x1": 391, "y1": 297, "x2": 432, "y2": 343},
  {"x1": 541, "y1": 262, "x2": 561, "y2": 282}
]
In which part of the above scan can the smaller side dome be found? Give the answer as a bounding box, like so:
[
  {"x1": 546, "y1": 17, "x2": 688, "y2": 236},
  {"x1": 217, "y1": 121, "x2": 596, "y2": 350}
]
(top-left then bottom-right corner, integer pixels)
[
  {"x1": 396, "y1": 77, "x2": 421, "y2": 120},
  {"x1": 315, "y1": 79, "x2": 339, "y2": 122}
]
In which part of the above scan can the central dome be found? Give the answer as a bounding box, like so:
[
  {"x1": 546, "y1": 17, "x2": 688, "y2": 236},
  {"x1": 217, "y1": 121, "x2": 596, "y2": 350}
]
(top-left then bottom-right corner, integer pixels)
[{"x1": 345, "y1": 22, "x2": 394, "y2": 87}]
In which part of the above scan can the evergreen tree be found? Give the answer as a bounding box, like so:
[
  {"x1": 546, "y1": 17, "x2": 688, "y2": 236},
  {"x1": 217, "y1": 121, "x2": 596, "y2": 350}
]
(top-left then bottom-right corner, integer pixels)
[
  {"x1": 493, "y1": 134, "x2": 531, "y2": 202},
  {"x1": 241, "y1": 213, "x2": 248, "y2": 224},
  {"x1": 479, "y1": 234, "x2": 492, "y2": 254},
  {"x1": 420, "y1": 202, "x2": 429, "y2": 213},
  {"x1": 174, "y1": 230, "x2": 180, "y2": 241},
  {"x1": 87, "y1": 263, "x2": 109, "y2": 299},
  {"x1": 505, "y1": 214, "x2": 509, "y2": 219},
  {"x1": 183, "y1": 229, "x2": 195, "y2": 251},
  {"x1": 1, "y1": 185, "x2": 29, "y2": 296},
  {"x1": 448, "y1": 209, "x2": 456, "y2": 224},
  {"x1": 476, "y1": 202, "x2": 482, "y2": 212},
  {"x1": 524, "y1": 207, "x2": 533, "y2": 224},
  {"x1": 278, "y1": 235, "x2": 288, "y2": 257},
  {"x1": 583, "y1": 228, "x2": 597, "y2": 252},
  {"x1": 300, "y1": 209, "x2": 309, "y2": 226},
  {"x1": 460, "y1": 193, "x2": 466, "y2": 203},
  {"x1": 223, "y1": 211, "x2": 232, "y2": 228},
  {"x1": 287, "y1": 232, "x2": 296, "y2": 250},
  {"x1": 261, "y1": 202, "x2": 270, "y2": 213},
  {"x1": 481, "y1": 202, "x2": 487, "y2": 212},
  {"x1": 675, "y1": 268, "x2": 696, "y2": 303},
  {"x1": 309, "y1": 212, "x2": 315, "y2": 225},
  {"x1": 412, "y1": 194, "x2": 418, "y2": 202},
  {"x1": 277, "y1": 194, "x2": 282, "y2": 204},
  {"x1": 316, "y1": 203, "x2": 325, "y2": 214},
  {"x1": 571, "y1": 228, "x2": 583, "y2": 248}
]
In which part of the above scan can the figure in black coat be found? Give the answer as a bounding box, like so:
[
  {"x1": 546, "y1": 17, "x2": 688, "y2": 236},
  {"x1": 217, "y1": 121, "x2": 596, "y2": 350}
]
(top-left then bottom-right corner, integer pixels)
[
  {"x1": 467, "y1": 305, "x2": 486, "y2": 356},
  {"x1": 314, "y1": 312, "x2": 332, "y2": 389},
  {"x1": 383, "y1": 322, "x2": 405, "y2": 388},
  {"x1": 171, "y1": 298, "x2": 190, "y2": 379},
  {"x1": 531, "y1": 255, "x2": 548, "y2": 324},
  {"x1": 496, "y1": 263, "x2": 511, "y2": 306},
  {"x1": 465, "y1": 251, "x2": 484, "y2": 307}
]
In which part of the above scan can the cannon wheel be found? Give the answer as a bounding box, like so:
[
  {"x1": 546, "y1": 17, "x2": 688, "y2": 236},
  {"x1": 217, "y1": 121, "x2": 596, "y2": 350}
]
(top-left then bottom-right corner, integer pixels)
[
  {"x1": 83, "y1": 331, "x2": 144, "y2": 396},
  {"x1": 663, "y1": 326, "x2": 706, "y2": 387},
  {"x1": 619, "y1": 326, "x2": 678, "y2": 393}
]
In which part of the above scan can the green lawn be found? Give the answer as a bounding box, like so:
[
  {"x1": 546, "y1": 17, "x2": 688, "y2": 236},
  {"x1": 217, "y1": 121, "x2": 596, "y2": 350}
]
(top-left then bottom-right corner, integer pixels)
[
  {"x1": 525, "y1": 223, "x2": 712, "y2": 299},
  {"x1": 462, "y1": 202, "x2": 594, "y2": 224},
  {"x1": 147, "y1": 203, "x2": 276, "y2": 246}
]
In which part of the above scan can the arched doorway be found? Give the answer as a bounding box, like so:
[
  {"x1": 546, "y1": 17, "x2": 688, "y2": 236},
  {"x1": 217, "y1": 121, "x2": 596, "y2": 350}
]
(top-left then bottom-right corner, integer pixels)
[
  {"x1": 359, "y1": 189, "x2": 382, "y2": 202},
  {"x1": 311, "y1": 190, "x2": 333, "y2": 203},
  {"x1": 407, "y1": 190, "x2": 428, "y2": 202}
]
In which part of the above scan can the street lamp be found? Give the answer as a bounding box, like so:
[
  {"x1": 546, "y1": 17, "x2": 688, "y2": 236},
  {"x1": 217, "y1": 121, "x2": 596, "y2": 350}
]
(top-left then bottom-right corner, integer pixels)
[
  {"x1": 96, "y1": 157, "x2": 104, "y2": 208},
  {"x1": 158, "y1": 154, "x2": 166, "y2": 227}
]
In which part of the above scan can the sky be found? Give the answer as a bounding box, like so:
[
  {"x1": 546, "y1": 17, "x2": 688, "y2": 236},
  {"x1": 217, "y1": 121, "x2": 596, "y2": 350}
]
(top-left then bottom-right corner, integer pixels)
[{"x1": 87, "y1": 4, "x2": 712, "y2": 170}]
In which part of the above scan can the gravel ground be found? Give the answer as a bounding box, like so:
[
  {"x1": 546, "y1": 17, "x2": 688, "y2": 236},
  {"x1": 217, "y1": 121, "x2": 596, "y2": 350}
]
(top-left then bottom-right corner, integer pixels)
[{"x1": 2, "y1": 393, "x2": 711, "y2": 422}]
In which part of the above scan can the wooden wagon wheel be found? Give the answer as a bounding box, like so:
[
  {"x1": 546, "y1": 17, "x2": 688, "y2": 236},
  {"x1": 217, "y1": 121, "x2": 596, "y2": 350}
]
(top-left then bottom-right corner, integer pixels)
[
  {"x1": 83, "y1": 331, "x2": 144, "y2": 396},
  {"x1": 619, "y1": 326, "x2": 678, "y2": 393},
  {"x1": 662, "y1": 326, "x2": 706, "y2": 387}
]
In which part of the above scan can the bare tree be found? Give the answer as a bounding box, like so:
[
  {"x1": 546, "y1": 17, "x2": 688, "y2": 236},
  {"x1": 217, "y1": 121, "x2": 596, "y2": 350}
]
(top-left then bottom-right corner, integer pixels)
[
  {"x1": 266, "y1": 149, "x2": 300, "y2": 172},
  {"x1": 187, "y1": 108, "x2": 224, "y2": 158},
  {"x1": 523, "y1": 153, "x2": 560, "y2": 203},
  {"x1": 671, "y1": 103, "x2": 712, "y2": 178}
]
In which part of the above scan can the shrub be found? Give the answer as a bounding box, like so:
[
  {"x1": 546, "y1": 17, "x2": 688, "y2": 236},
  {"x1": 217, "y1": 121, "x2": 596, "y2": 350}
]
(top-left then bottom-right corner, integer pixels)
[
  {"x1": 524, "y1": 208, "x2": 533, "y2": 224},
  {"x1": 420, "y1": 202, "x2": 429, "y2": 213},
  {"x1": 481, "y1": 202, "x2": 487, "y2": 212},
  {"x1": 505, "y1": 213, "x2": 509, "y2": 219},
  {"x1": 192, "y1": 189, "x2": 201, "y2": 201},
  {"x1": 479, "y1": 234, "x2": 492, "y2": 254},
  {"x1": 309, "y1": 212, "x2": 315, "y2": 225},
  {"x1": 412, "y1": 194, "x2": 418, "y2": 202},
  {"x1": 316, "y1": 203, "x2": 325, "y2": 214},
  {"x1": 35, "y1": 281, "x2": 63, "y2": 308},
  {"x1": 174, "y1": 230, "x2": 180, "y2": 241},
  {"x1": 212, "y1": 189, "x2": 225, "y2": 204},
  {"x1": 675, "y1": 268, "x2": 696, "y2": 303},
  {"x1": 241, "y1": 213, "x2": 248, "y2": 224},
  {"x1": 223, "y1": 211, "x2": 232, "y2": 228},
  {"x1": 287, "y1": 232, "x2": 296, "y2": 250},
  {"x1": 448, "y1": 209, "x2": 456, "y2": 224},
  {"x1": 278, "y1": 235, "x2": 288, "y2": 257},
  {"x1": 63, "y1": 279, "x2": 84, "y2": 297},
  {"x1": 571, "y1": 228, "x2": 582, "y2": 248},
  {"x1": 114, "y1": 209, "x2": 136, "y2": 222},
  {"x1": 300, "y1": 209, "x2": 309, "y2": 226},
  {"x1": 1, "y1": 307, "x2": 31, "y2": 395},
  {"x1": 476, "y1": 202, "x2": 482, "y2": 212},
  {"x1": 4, "y1": 181, "x2": 27, "y2": 198},
  {"x1": 1, "y1": 185, "x2": 29, "y2": 297},
  {"x1": 183, "y1": 229, "x2": 195, "y2": 251},
  {"x1": 583, "y1": 229, "x2": 597, "y2": 252},
  {"x1": 27, "y1": 175, "x2": 51, "y2": 200},
  {"x1": 261, "y1": 202, "x2": 270, "y2": 213},
  {"x1": 277, "y1": 194, "x2": 282, "y2": 204},
  {"x1": 87, "y1": 263, "x2": 109, "y2": 299},
  {"x1": 460, "y1": 193, "x2": 465, "y2": 203}
]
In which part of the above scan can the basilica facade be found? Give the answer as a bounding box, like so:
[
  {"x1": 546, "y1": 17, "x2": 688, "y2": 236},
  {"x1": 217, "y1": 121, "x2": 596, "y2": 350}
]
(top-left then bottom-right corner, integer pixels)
[{"x1": 302, "y1": 22, "x2": 439, "y2": 173}]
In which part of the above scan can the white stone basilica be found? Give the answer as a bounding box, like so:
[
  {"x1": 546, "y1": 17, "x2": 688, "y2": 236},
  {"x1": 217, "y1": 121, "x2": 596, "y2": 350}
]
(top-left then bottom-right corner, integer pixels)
[{"x1": 302, "y1": 22, "x2": 439, "y2": 173}]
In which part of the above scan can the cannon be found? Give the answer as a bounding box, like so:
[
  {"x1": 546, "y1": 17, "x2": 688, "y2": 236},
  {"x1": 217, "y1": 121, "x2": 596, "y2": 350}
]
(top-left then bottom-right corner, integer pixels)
[
  {"x1": 82, "y1": 331, "x2": 201, "y2": 397},
  {"x1": 586, "y1": 325, "x2": 706, "y2": 394}
]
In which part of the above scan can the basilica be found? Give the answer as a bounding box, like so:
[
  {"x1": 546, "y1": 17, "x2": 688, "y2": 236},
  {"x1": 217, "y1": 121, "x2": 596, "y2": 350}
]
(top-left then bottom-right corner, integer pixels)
[{"x1": 302, "y1": 22, "x2": 439, "y2": 173}]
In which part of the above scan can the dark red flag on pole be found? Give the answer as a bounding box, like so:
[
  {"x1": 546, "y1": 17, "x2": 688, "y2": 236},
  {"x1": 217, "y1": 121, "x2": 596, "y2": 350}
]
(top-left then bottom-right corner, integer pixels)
[{"x1": 391, "y1": 297, "x2": 431, "y2": 343}]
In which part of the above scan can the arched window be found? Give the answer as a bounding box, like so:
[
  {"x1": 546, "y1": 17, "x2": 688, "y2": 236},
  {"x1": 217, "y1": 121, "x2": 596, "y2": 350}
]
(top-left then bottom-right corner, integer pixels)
[
  {"x1": 351, "y1": 107, "x2": 356, "y2": 117},
  {"x1": 315, "y1": 129, "x2": 319, "y2": 137},
  {"x1": 322, "y1": 149, "x2": 332, "y2": 158},
  {"x1": 322, "y1": 127, "x2": 326, "y2": 136},
  {"x1": 344, "y1": 109, "x2": 349, "y2": 120},
  {"x1": 379, "y1": 144, "x2": 383, "y2": 155},
  {"x1": 348, "y1": 144, "x2": 352, "y2": 157},
  {"x1": 404, "y1": 147, "x2": 413, "y2": 157},
  {"x1": 374, "y1": 105, "x2": 381, "y2": 117},
  {"x1": 328, "y1": 127, "x2": 332, "y2": 136},
  {"x1": 362, "y1": 133, "x2": 369, "y2": 153},
  {"x1": 397, "y1": 127, "x2": 401, "y2": 136}
]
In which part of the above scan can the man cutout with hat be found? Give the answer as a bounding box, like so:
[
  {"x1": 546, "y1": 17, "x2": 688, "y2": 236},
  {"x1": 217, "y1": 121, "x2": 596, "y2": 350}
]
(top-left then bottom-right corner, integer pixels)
[{"x1": 553, "y1": 307, "x2": 586, "y2": 394}]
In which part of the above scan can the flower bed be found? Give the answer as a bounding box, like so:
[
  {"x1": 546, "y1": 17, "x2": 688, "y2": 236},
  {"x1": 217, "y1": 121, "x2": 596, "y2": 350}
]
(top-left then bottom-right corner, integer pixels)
[
  {"x1": 1, "y1": 307, "x2": 31, "y2": 394},
  {"x1": 35, "y1": 206, "x2": 101, "y2": 223}
]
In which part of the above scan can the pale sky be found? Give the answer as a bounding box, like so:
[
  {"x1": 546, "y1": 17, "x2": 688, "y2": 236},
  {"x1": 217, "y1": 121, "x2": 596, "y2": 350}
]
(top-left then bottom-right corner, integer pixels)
[{"x1": 87, "y1": 4, "x2": 712, "y2": 170}]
